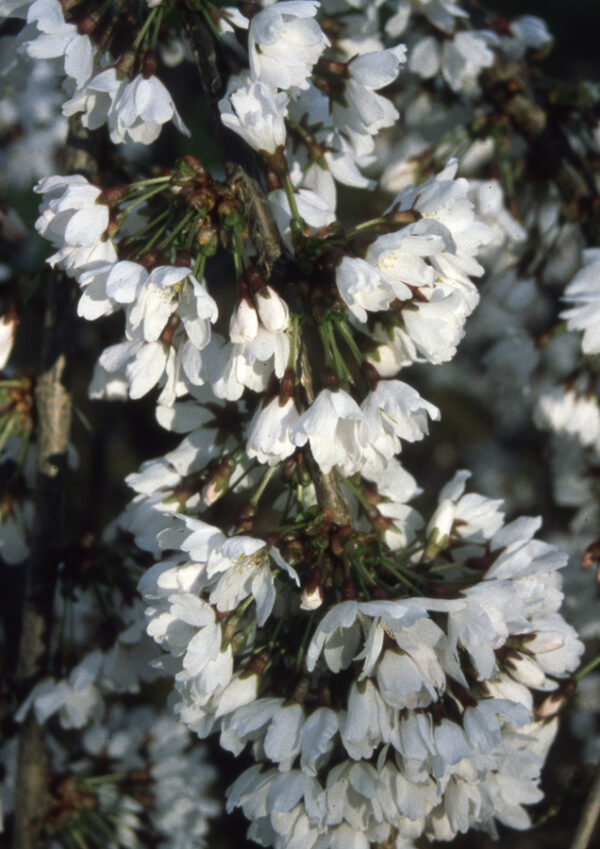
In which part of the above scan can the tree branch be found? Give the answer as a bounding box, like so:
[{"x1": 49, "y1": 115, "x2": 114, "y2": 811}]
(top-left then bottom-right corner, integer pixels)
[
  {"x1": 11, "y1": 115, "x2": 96, "y2": 849},
  {"x1": 570, "y1": 761, "x2": 600, "y2": 849}
]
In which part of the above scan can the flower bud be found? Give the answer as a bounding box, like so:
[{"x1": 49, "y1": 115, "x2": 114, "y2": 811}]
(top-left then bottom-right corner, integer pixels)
[
  {"x1": 582, "y1": 539, "x2": 600, "y2": 570},
  {"x1": 254, "y1": 285, "x2": 289, "y2": 333},
  {"x1": 202, "y1": 456, "x2": 236, "y2": 506},
  {"x1": 0, "y1": 308, "x2": 18, "y2": 370},
  {"x1": 300, "y1": 585, "x2": 324, "y2": 610},
  {"x1": 115, "y1": 49, "x2": 136, "y2": 76},
  {"x1": 536, "y1": 690, "x2": 568, "y2": 719},
  {"x1": 330, "y1": 525, "x2": 354, "y2": 557},
  {"x1": 300, "y1": 566, "x2": 324, "y2": 611},
  {"x1": 229, "y1": 297, "x2": 259, "y2": 343},
  {"x1": 183, "y1": 155, "x2": 206, "y2": 175},
  {"x1": 523, "y1": 631, "x2": 565, "y2": 654},
  {"x1": 504, "y1": 651, "x2": 548, "y2": 688},
  {"x1": 186, "y1": 187, "x2": 216, "y2": 212}
]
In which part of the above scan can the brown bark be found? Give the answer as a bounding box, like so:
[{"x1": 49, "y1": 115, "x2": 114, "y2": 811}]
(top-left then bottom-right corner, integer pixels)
[
  {"x1": 11, "y1": 116, "x2": 94, "y2": 849},
  {"x1": 570, "y1": 760, "x2": 600, "y2": 849},
  {"x1": 11, "y1": 271, "x2": 73, "y2": 849}
]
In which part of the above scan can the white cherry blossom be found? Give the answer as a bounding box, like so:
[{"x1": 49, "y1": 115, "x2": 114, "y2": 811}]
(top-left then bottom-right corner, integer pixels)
[
  {"x1": 249, "y1": 1, "x2": 329, "y2": 92},
  {"x1": 291, "y1": 388, "x2": 367, "y2": 475},
  {"x1": 219, "y1": 81, "x2": 288, "y2": 154}
]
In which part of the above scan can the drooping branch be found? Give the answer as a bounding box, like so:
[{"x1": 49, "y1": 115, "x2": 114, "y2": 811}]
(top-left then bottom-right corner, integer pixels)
[{"x1": 183, "y1": 6, "x2": 351, "y2": 526}]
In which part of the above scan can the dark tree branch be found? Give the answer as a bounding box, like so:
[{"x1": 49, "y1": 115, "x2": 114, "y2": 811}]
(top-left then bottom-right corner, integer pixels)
[
  {"x1": 570, "y1": 761, "x2": 600, "y2": 849},
  {"x1": 11, "y1": 116, "x2": 96, "y2": 849}
]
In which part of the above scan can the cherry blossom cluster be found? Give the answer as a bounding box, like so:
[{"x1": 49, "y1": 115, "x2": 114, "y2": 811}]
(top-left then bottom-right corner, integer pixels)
[
  {"x1": 2, "y1": 0, "x2": 598, "y2": 847},
  {"x1": 0, "y1": 0, "x2": 190, "y2": 146},
  {"x1": 139, "y1": 472, "x2": 582, "y2": 847}
]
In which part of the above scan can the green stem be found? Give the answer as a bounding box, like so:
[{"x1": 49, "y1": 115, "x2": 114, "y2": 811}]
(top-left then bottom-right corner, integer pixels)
[
  {"x1": 286, "y1": 116, "x2": 315, "y2": 149},
  {"x1": 230, "y1": 458, "x2": 258, "y2": 492},
  {"x1": 239, "y1": 617, "x2": 257, "y2": 643},
  {"x1": 326, "y1": 323, "x2": 353, "y2": 383},
  {"x1": 199, "y1": 2, "x2": 224, "y2": 41},
  {"x1": 288, "y1": 313, "x2": 301, "y2": 370},
  {"x1": 249, "y1": 465, "x2": 277, "y2": 506},
  {"x1": 86, "y1": 810, "x2": 115, "y2": 842},
  {"x1": 575, "y1": 653, "x2": 600, "y2": 682},
  {"x1": 69, "y1": 827, "x2": 88, "y2": 849},
  {"x1": 427, "y1": 560, "x2": 467, "y2": 573},
  {"x1": 349, "y1": 552, "x2": 376, "y2": 587},
  {"x1": 335, "y1": 320, "x2": 363, "y2": 366},
  {"x1": 150, "y1": 4, "x2": 165, "y2": 49},
  {"x1": 0, "y1": 415, "x2": 16, "y2": 455},
  {"x1": 381, "y1": 555, "x2": 427, "y2": 594},
  {"x1": 296, "y1": 610, "x2": 317, "y2": 671},
  {"x1": 233, "y1": 227, "x2": 250, "y2": 271},
  {"x1": 133, "y1": 7, "x2": 159, "y2": 49},
  {"x1": 341, "y1": 475, "x2": 374, "y2": 514},
  {"x1": 345, "y1": 217, "x2": 387, "y2": 239},
  {"x1": 128, "y1": 175, "x2": 172, "y2": 190},
  {"x1": 118, "y1": 183, "x2": 170, "y2": 224},
  {"x1": 268, "y1": 609, "x2": 287, "y2": 649},
  {"x1": 352, "y1": 559, "x2": 372, "y2": 596},
  {"x1": 158, "y1": 207, "x2": 196, "y2": 250},
  {"x1": 0, "y1": 379, "x2": 30, "y2": 389},
  {"x1": 282, "y1": 484, "x2": 294, "y2": 523},
  {"x1": 330, "y1": 341, "x2": 349, "y2": 383},
  {"x1": 282, "y1": 172, "x2": 302, "y2": 225},
  {"x1": 318, "y1": 322, "x2": 335, "y2": 370},
  {"x1": 286, "y1": 117, "x2": 328, "y2": 168},
  {"x1": 125, "y1": 212, "x2": 173, "y2": 254},
  {"x1": 380, "y1": 556, "x2": 425, "y2": 594},
  {"x1": 127, "y1": 206, "x2": 171, "y2": 241},
  {"x1": 193, "y1": 252, "x2": 206, "y2": 279}
]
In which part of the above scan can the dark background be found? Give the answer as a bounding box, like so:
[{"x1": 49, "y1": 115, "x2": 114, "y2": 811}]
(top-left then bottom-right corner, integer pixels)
[{"x1": 497, "y1": 0, "x2": 600, "y2": 77}]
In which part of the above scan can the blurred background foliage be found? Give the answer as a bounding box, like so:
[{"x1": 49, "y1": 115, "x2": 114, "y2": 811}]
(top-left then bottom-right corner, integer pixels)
[{"x1": 494, "y1": 0, "x2": 600, "y2": 78}]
